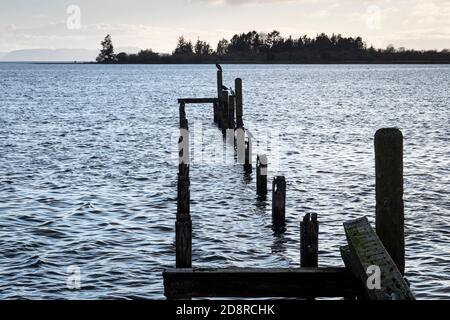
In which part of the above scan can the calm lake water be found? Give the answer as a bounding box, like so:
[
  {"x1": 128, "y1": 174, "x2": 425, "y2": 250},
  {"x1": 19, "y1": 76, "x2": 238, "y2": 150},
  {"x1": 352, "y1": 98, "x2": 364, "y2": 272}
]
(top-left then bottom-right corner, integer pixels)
[{"x1": 0, "y1": 63, "x2": 449, "y2": 299}]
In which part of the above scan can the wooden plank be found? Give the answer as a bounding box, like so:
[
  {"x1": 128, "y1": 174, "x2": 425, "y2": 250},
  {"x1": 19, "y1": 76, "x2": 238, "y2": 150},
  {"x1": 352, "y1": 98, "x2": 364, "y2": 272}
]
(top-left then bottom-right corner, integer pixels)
[
  {"x1": 163, "y1": 268, "x2": 363, "y2": 299},
  {"x1": 178, "y1": 98, "x2": 219, "y2": 104},
  {"x1": 343, "y1": 217, "x2": 414, "y2": 300}
]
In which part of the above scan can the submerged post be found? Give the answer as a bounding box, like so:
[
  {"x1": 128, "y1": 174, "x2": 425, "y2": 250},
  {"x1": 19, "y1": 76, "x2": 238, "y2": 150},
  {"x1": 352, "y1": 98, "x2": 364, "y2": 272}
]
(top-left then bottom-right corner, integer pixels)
[
  {"x1": 235, "y1": 78, "x2": 243, "y2": 128},
  {"x1": 300, "y1": 213, "x2": 319, "y2": 267},
  {"x1": 244, "y1": 137, "x2": 252, "y2": 174},
  {"x1": 375, "y1": 128, "x2": 404, "y2": 275},
  {"x1": 272, "y1": 176, "x2": 286, "y2": 230},
  {"x1": 256, "y1": 155, "x2": 268, "y2": 198}
]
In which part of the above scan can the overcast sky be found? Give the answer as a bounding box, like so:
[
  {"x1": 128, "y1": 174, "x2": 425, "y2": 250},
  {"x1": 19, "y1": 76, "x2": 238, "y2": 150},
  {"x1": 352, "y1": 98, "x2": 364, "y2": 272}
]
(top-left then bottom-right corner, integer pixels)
[{"x1": 1, "y1": 0, "x2": 450, "y2": 53}]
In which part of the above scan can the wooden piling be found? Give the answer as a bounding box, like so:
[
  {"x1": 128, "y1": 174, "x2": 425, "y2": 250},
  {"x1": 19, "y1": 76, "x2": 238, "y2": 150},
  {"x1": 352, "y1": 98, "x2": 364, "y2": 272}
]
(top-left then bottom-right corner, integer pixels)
[
  {"x1": 236, "y1": 127, "x2": 245, "y2": 164},
  {"x1": 244, "y1": 137, "x2": 252, "y2": 174},
  {"x1": 217, "y1": 70, "x2": 223, "y2": 99},
  {"x1": 179, "y1": 102, "x2": 186, "y2": 127},
  {"x1": 272, "y1": 176, "x2": 286, "y2": 230},
  {"x1": 235, "y1": 78, "x2": 243, "y2": 128},
  {"x1": 300, "y1": 213, "x2": 319, "y2": 267},
  {"x1": 374, "y1": 128, "x2": 404, "y2": 275},
  {"x1": 217, "y1": 70, "x2": 223, "y2": 129},
  {"x1": 176, "y1": 167, "x2": 191, "y2": 268},
  {"x1": 256, "y1": 155, "x2": 268, "y2": 198},
  {"x1": 221, "y1": 91, "x2": 229, "y2": 135},
  {"x1": 176, "y1": 218, "x2": 192, "y2": 268},
  {"x1": 213, "y1": 102, "x2": 218, "y2": 124},
  {"x1": 228, "y1": 95, "x2": 235, "y2": 131}
]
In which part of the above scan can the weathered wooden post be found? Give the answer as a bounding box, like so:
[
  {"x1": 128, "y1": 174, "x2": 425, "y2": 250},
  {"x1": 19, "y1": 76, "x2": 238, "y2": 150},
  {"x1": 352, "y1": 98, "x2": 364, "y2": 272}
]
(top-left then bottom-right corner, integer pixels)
[
  {"x1": 228, "y1": 95, "x2": 235, "y2": 131},
  {"x1": 176, "y1": 116, "x2": 191, "y2": 269},
  {"x1": 221, "y1": 90, "x2": 229, "y2": 135},
  {"x1": 217, "y1": 70, "x2": 223, "y2": 129},
  {"x1": 179, "y1": 102, "x2": 186, "y2": 127},
  {"x1": 300, "y1": 213, "x2": 318, "y2": 267},
  {"x1": 236, "y1": 127, "x2": 245, "y2": 164},
  {"x1": 256, "y1": 154, "x2": 268, "y2": 198},
  {"x1": 272, "y1": 176, "x2": 286, "y2": 230},
  {"x1": 213, "y1": 101, "x2": 218, "y2": 124},
  {"x1": 375, "y1": 128, "x2": 404, "y2": 275},
  {"x1": 235, "y1": 78, "x2": 243, "y2": 128},
  {"x1": 176, "y1": 212, "x2": 192, "y2": 269},
  {"x1": 244, "y1": 137, "x2": 252, "y2": 174}
]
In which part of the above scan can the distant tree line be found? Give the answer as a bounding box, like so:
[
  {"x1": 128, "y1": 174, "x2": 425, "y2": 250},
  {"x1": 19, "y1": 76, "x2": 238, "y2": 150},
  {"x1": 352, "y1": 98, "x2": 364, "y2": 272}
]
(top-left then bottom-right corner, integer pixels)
[{"x1": 97, "y1": 32, "x2": 450, "y2": 64}]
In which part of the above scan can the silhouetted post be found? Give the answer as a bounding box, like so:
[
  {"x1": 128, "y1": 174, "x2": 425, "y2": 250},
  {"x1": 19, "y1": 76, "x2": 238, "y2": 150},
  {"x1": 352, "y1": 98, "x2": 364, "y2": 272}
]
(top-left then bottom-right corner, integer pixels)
[
  {"x1": 244, "y1": 137, "x2": 252, "y2": 174},
  {"x1": 272, "y1": 176, "x2": 286, "y2": 230},
  {"x1": 213, "y1": 101, "x2": 218, "y2": 124},
  {"x1": 221, "y1": 91, "x2": 229, "y2": 135},
  {"x1": 235, "y1": 78, "x2": 243, "y2": 128},
  {"x1": 300, "y1": 213, "x2": 318, "y2": 267},
  {"x1": 179, "y1": 102, "x2": 186, "y2": 127},
  {"x1": 217, "y1": 70, "x2": 223, "y2": 99},
  {"x1": 217, "y1": 71, "x2": 223, "y2": 129},
  {"x1": 228, "y1": 95, "x2": 235, "y2": 131},
  {"x1": 176, "y1": 214, "x2": 192, "y2": 268},
  {"x1": 177, "y1": 120, "x2": 191, "y2": 268},
  {"x1": 256, "y1": 155, "x2": 268, "y2": 198},
  {"x1": 375, "y1": 128, "x2": 404, "y2": 275}
]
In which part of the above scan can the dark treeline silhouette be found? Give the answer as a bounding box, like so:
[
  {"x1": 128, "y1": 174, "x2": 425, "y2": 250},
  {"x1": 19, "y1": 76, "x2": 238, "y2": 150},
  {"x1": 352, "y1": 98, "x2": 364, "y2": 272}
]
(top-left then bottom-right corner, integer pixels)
[{"x1": 97, "y1": 32, "x2": 450, "y2": 64}]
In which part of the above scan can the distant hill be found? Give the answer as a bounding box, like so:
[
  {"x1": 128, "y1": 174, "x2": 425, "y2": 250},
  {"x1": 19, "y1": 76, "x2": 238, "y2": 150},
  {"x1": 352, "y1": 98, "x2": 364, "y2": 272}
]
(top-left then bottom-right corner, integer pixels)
[{"x1": 0, "y1": 47, "x2": 141, "y2": 62}]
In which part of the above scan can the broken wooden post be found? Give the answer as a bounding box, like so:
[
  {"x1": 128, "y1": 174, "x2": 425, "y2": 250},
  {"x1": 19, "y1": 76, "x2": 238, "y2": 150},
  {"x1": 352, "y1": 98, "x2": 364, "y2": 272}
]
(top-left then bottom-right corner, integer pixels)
[
  {"x1": 374, "y1": 128, "x2": 404, "y2": 275},
  {"x1": 300, "y1": 213, "x2": 319, "y2": 267},
  {"x1": 272, "y1": 176, "x2": 286, "y2": 230},
  {"x1": 244, "y1": 137, "x2": 252, "y2": 174},
  {"x1": 256, "y1": 154, "x2": 268, "y2": 198},
  {"x1": 343, "y1": 217, "x2": 414, "y2": 300},
  {"x1": 235, "y1": 78, "x2": 243, "y2": 128},
  {"x1": 228, "y1": 95, "x2": 235, "y2": 131}
]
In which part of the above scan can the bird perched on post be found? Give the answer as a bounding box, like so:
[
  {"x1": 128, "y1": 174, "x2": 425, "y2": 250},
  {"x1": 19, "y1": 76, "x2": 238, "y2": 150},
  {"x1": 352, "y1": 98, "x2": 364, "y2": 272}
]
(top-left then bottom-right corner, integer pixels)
[
  {"x1": 229, "y1": 88, "x2": 235, "y2": 96},
  {"x1": 221, "y1": 85, "x2": 229, "y2": 91},
  {"x1": 216, "y1": 63, "x2": 222, "y2": 72}
]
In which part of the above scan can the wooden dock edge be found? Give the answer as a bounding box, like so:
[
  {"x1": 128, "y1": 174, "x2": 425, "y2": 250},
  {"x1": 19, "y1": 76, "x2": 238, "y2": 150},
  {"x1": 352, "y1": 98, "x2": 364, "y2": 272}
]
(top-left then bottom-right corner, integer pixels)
[{"x1": 163, "y1": 267, "x2": 363, "y2": 299}]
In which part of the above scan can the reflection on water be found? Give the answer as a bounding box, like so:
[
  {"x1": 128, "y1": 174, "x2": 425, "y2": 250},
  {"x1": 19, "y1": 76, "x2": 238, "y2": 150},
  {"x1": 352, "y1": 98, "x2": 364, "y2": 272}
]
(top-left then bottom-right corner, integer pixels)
[{"x1": 0, "y1": 63, "x2": 449, "y2": 299}]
